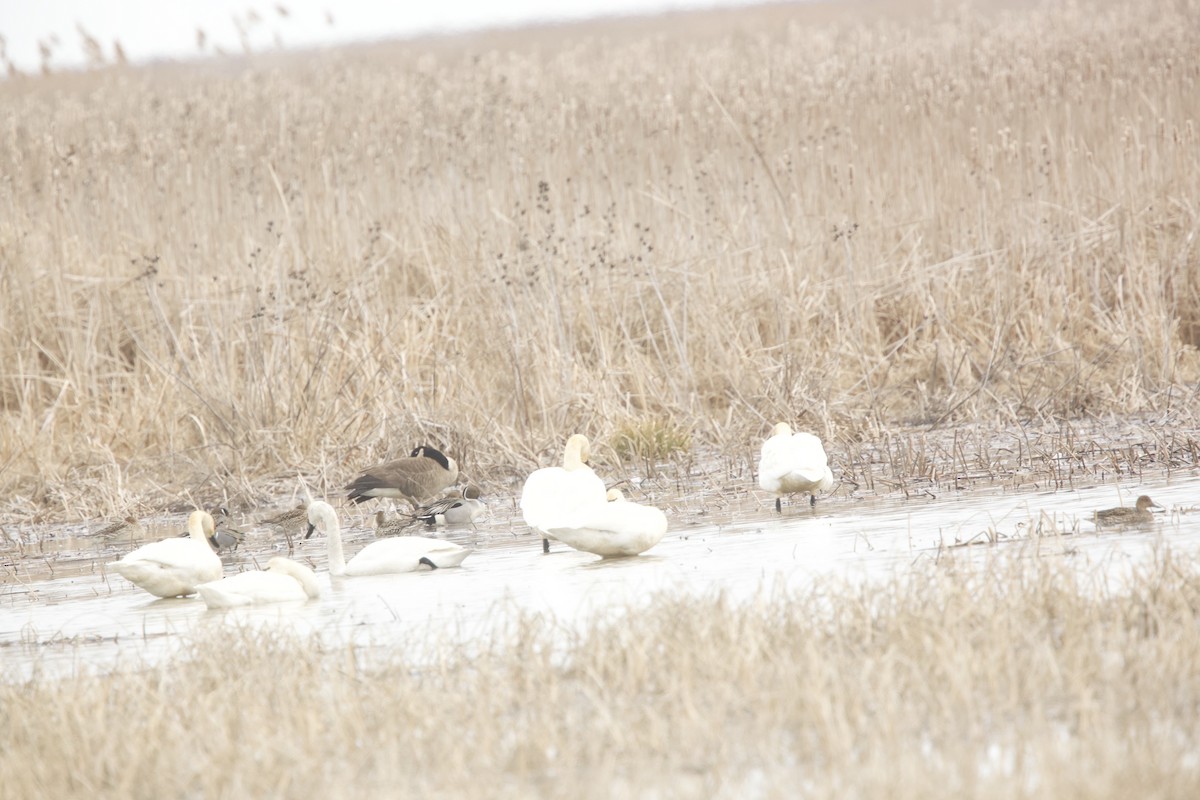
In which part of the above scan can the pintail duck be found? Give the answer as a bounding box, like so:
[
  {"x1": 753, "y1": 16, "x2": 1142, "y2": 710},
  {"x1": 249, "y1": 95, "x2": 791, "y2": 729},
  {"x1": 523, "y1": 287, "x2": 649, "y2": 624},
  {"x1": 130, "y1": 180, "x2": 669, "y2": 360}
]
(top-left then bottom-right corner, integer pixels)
[{"x1": 1093, "y1": 495, "x2": 1163, "y2": 526}]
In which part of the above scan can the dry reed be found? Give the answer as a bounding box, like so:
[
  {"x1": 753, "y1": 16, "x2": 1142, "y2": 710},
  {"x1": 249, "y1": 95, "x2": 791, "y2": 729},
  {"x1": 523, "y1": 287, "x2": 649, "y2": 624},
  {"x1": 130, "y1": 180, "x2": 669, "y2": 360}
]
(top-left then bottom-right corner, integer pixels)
[
  {"x1": 1, "y1": 0, "x2": 1199, "y2": 521},
  {"x1": 3, "y1": 546, "x2": 1199, "y2": 798}
]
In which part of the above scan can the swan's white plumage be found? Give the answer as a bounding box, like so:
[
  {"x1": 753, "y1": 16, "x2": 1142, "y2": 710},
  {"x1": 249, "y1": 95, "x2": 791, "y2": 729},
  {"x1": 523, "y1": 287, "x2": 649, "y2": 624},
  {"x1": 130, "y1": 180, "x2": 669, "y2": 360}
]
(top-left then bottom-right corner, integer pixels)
[
  {"x1": 546, "y1": 489, "x2": 668, "y2": 558},
  {"x1": 195, "y1": 557, "x2": 321, "y2": 608},
  {"x1": 111, "y1": 510, "x2": 224, "y2": 598},
  {"x1": 520, "y1": 434, "x2": 607, "y2": 551},
  {"x1": 758, "y1": 422, "x2": 834, "y2": 510},
  {"x1": 306, "y1": 500, "x2": 470, "y2": 576}
]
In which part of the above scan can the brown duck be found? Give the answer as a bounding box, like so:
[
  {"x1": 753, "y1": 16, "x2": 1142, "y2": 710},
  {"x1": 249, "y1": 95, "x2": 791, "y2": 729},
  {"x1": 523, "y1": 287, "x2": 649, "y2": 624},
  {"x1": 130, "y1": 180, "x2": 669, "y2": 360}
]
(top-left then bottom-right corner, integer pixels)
[{"x1": 1093, "y1": 495, "x2": 1163, "y2": 526}]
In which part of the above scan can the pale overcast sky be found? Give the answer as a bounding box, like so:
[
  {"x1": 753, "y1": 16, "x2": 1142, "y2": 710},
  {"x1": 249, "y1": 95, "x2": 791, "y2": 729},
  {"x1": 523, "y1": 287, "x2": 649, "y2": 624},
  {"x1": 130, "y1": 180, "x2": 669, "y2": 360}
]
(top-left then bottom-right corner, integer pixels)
[{"x1": 0, "y1": 0, "x2": 764, "y2": 72}]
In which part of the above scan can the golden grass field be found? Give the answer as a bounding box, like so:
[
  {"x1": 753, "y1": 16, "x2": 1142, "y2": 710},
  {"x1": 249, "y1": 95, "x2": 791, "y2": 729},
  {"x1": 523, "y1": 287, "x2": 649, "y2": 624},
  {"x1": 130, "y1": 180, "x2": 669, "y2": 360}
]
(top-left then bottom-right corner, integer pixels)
[
  {"x1": 0, "y1": 0, "x2": 1197, "y2": 522},
  {"x1": 3, "y1": 549, "x2": 1199, "y2": 798},
  {"x1": 3, "y1": 2, "x2": 1200, "y2": 796}
]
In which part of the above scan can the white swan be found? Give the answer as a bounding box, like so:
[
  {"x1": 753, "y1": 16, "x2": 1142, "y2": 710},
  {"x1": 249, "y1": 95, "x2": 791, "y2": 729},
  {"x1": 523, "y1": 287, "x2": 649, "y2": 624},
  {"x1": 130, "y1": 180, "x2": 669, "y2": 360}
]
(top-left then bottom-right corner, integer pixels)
[
  {"x1": 546, "y1": 488, "x2": 668, "y2": 558},
  {"x1": 305, "y1": 500, "x2": 470, "y2": 575},
  {"x1": 110, "y1": 510, "x2": 224, "y2": 598},
  {"x1": 758, "y1": 422, "x2": 834, "y2": 512},
  {"x1": 520, "y1": 434, "x2": 608, "y2": 553},
  {"x1": 195, "y1": 557, "x2": 321, "y2": 608}
]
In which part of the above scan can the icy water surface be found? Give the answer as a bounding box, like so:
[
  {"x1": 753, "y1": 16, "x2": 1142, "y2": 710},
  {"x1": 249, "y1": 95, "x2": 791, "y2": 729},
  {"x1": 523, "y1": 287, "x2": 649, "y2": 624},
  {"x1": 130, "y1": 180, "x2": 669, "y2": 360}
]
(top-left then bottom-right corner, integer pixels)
[{"x1": 2, "y1": 478, "x2": 1198, "y2": 681}]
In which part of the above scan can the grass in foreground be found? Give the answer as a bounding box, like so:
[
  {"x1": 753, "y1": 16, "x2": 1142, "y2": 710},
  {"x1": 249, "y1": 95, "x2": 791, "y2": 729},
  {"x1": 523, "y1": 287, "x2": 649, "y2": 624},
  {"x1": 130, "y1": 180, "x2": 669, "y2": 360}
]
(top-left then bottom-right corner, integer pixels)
[{"x1": 3, "y1": 548, "x2": 1199, "y2": 798}]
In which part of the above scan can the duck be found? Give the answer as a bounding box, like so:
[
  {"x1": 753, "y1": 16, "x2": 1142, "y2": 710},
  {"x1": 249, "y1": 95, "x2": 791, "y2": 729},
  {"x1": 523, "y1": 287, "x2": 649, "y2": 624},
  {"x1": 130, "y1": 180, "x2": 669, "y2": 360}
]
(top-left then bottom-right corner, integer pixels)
[
  {"x1": 415, "y1": 485, "x2": 486, "y2": 526},
  {"x1": 520, "y1": 434, "x2": 608, "y2": 553},
  {"x1": 545, "y1": 488, "x2": 668, "y2": 558},
  {"x1": 1093, "y1": 495, "x2": 1163, "y2": 526},
  {"x1": 758, "y1": 422, "x2": 834, "y2": 512},
  {"x1": 206, "y1": 507, "x2": 246, "y2": 551},
  {"x1": 305, "y1": 500, "x2": 470, "y2": 575},
  {"x1": 345, "y1": 445, "x2": 459, "y2": 508},
  {"x1": 195, "y1": 557, "x2": 321, "y2": 608},
  {"x1": 110, "y1": 510, "x2": 224, "y2": 598}
]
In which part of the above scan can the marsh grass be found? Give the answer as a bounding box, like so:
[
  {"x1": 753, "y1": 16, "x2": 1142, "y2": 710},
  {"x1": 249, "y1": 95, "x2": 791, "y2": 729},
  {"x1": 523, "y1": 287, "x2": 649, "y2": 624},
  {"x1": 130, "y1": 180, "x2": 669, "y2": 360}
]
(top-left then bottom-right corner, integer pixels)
[
  {"x1": 611, "y1": 416, "x2": 693, "y2": 469},
  {"x1": 3, "y1": 547, "x2": 1200, "y2": 798},
  {"x1": 1, "y1": 0, "x2": 1200, "y2": 521}
]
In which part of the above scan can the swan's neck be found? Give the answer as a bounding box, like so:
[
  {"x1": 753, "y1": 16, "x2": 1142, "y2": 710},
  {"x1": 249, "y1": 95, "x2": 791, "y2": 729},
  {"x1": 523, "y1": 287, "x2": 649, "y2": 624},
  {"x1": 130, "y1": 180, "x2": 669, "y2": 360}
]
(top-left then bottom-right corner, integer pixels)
[
  {"x1": 323, "y1": 511, "x2": 347, "y2": 577},
  {"x1": 188, "y1": 514, "x2": 217, "y2": 553},
  {"x1": 564, "y1": 438, "x2": 588, "y2": 471}
]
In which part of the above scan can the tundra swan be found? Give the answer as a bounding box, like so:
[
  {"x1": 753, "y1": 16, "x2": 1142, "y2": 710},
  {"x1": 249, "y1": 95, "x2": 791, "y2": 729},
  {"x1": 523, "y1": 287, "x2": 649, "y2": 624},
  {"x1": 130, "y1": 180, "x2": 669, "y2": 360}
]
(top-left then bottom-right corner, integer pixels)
[
  {"x1": 306, "y1": 500, "x2": 470, "y2": 575},
  {"x1": 346, "y1": 445, "x2": 459, "y2": 508},
  {"x1": 195, "y1": 557, "x2": 321, "y2": 608},
  {"x1": 110, "y1": 510, "x2": 223, "y2": 598},
  {"x1": 546, "y1": 488, "x2": 668, "y2": 558},
  {"x1": 758, "y1": 423, "x2": 834, "y2": 512},
  {"x1": 520, "y1": 434, "x2": 607, "y2": 553}
]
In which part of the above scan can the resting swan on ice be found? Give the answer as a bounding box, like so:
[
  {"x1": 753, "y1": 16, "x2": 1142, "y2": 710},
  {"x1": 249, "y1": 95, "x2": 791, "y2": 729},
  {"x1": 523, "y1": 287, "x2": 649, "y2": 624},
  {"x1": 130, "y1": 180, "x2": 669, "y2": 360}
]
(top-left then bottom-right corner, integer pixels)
[
  {"x1": 305, "y1": 500, "x2": 470, "y2": 575},
  {"x1": 195, "y1": 557, "x2": 321, "y2": 608},
  {"x1": 545, "y1": 488, "x2": 669, "y2": 558},
  {"x1": 110, "y1": 510, "x2": 224, "y2": 598},
  {"x1": 520, "y1": 434, "x2": 608, "y2": 553}
]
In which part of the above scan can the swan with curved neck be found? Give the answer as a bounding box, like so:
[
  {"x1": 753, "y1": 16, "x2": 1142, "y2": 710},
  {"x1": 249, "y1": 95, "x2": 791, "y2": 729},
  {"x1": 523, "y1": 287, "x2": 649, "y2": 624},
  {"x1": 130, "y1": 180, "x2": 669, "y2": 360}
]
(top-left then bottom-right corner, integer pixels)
[
  {"x1": 520, "y1": 434, "x2": 608, "y2": 554},
  {"x1": 758, "y1": 422, "x2": 834, "y2": 512},
  {"x1": 545, "y1": 487, "x2": 668, "y2": 559},
  {"x1": 195, "y1": 557, "x2": 321, "y2": 608},
  {"x1": 111, "y1": 510, "x2": 224, "y2": 598},
  {"x1": 306, "y1": 500, "x2": 470, "y2": 575}
]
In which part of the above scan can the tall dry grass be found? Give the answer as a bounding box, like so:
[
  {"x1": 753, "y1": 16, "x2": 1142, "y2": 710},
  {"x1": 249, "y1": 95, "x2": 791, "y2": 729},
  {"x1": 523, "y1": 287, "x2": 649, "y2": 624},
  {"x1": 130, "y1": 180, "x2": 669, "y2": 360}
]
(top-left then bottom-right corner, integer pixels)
[
  {"x1": 3, "y1": 547, "x2": 1199, "y2": 798},
  {"x1": 1, "y1": 0, "x2": 1199, "y2": 519}
]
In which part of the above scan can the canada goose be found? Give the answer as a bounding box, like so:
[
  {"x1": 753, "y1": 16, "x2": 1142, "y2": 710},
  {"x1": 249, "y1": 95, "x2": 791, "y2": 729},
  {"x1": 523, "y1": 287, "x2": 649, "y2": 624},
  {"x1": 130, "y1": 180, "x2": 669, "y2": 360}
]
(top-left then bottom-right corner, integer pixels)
[
  {"x1": 345, "y1": 445, "x2": 459, "y2": 507},
  {"x1": 195, "y1": 557, "x2": 321, "y2": 608},
  {"x1": 416, "y1": 485, "x2": 486, "y2": 526},
  {"x1": 520, "y1": 434, "x2": 607, "y2": 553},
  {"x1": 110, "y1": 510, "x2": 223, "y2": 598},
  {"x1": 545, "y1": 487, "x2": 668, "y2": 558},
  {"x1": 1093, "y1": 495, "x2": 1163, "y2": 526},
  {"x1": 306, "y1": 500, "x2": 470, "y2": 575},
  {"x1": 758, "y1": 423, "x2": 835, "y2": 512}
]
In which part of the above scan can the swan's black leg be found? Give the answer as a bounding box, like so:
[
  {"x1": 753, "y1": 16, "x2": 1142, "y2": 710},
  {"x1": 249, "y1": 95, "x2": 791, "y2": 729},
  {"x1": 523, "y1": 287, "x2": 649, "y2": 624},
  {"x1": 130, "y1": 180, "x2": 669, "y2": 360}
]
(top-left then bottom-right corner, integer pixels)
[
  {"x1": 775, "y1": 497, "x2": 782, "y2": 513},
  {"x1": 810, "y1": 494, "x2": 817, "y2": 508},
  {"x1": 542, "y1": 537, "x2": 550, "y2": 554},
  {"x1": 419, "y1": 557, "x2": 438, "y2": 569}
]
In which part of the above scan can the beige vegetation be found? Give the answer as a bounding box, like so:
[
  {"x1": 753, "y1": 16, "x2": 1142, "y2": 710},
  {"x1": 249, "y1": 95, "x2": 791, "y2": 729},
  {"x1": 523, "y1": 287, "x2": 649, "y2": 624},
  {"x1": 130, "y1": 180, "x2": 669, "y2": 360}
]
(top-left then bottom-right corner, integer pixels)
[
  {"x1": 2, "y1": 548, "x2": 1198, "y2": 798},
  {"x1": 3, "y1": 5, "x2": 1200, "y2": 795},
  {"x1": 1, "y1": 0, "x2": 1199, "y2": 525}
]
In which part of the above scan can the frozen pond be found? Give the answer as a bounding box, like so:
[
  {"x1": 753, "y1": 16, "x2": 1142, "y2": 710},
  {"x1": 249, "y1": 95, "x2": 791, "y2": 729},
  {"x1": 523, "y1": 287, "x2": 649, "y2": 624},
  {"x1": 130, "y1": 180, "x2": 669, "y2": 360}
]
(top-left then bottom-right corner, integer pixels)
[{"x1": 2, "y1": 476, "x2": 1199, "y2": 681}]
